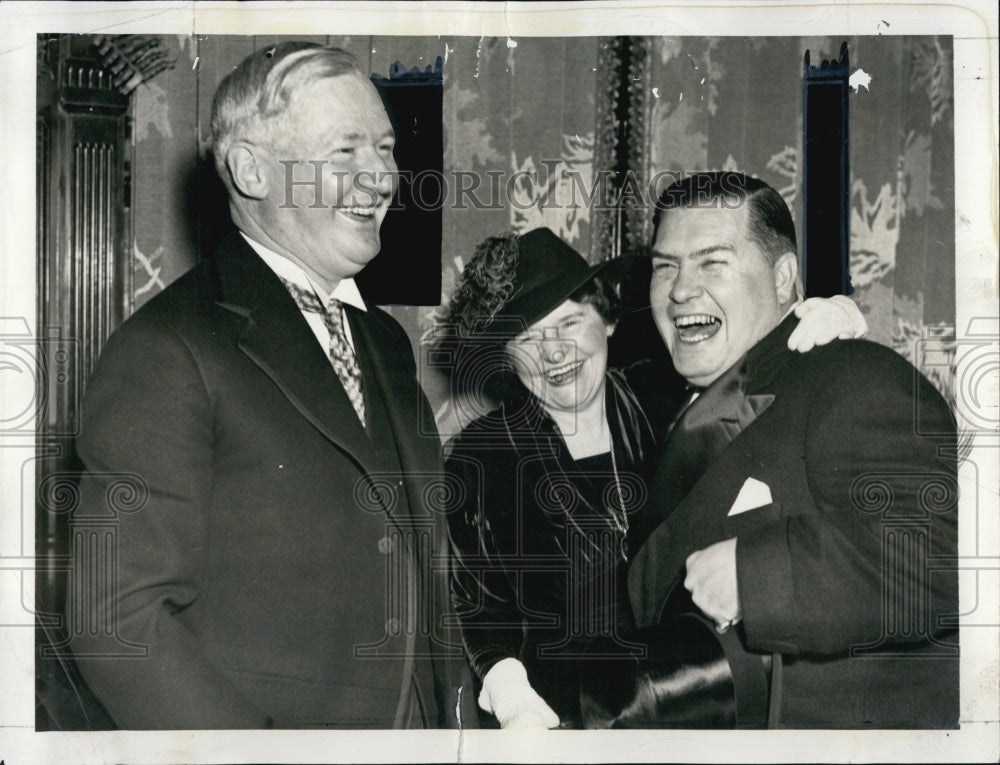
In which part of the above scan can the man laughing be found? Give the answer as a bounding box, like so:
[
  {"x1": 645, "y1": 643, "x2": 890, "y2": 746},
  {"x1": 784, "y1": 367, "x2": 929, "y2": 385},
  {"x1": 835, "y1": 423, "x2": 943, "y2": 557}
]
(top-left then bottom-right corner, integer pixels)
[{"x1": 629, "y1": 172, "x2": 959, "y2": 728}]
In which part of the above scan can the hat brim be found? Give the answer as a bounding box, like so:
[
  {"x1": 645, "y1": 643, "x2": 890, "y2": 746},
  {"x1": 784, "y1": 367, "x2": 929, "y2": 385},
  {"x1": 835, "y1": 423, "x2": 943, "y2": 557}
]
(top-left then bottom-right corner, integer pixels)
[{"x1": 492, "y1": 255, "x2": 637, "y2": 336}]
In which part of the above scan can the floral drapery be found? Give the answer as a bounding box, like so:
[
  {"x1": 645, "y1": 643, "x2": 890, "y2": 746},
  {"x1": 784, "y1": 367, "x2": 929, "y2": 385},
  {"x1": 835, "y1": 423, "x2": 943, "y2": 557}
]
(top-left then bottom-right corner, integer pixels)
[
  {"x1": 128, "y1": 34, "x2": 955, "y2": 410},
  {"x1": 620, "y1": 35, "x2": 955, "y2": 404}
]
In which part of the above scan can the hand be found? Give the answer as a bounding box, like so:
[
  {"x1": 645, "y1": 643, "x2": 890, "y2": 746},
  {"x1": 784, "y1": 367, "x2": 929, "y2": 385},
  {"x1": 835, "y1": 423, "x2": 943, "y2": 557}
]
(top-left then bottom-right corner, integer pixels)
[
  {"x1": 479, "y1": 657, "x2": 560, "y2": 729},
  {"x1": 684, "y1": 538, "x2": 742, "y2": 633},
  {"x1": 788, "y1": 295, "x2": 869, "y2": 352}
]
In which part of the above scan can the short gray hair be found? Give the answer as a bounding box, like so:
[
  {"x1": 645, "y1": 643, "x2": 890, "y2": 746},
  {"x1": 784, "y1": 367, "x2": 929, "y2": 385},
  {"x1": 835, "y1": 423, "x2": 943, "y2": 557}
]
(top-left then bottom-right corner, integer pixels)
[{"x1": 210, "y1": 42, "x2": 366, "y2": 189}]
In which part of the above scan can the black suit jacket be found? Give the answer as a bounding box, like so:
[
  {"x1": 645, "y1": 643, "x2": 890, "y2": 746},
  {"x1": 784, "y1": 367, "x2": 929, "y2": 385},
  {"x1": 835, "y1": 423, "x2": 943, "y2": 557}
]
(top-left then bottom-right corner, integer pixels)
[
  {"x1": 629, "y1": 315, "x2": 959, "y2": 728},
  {"x1": 68, "y1": 233, "x2": 472, "y2": 729}
]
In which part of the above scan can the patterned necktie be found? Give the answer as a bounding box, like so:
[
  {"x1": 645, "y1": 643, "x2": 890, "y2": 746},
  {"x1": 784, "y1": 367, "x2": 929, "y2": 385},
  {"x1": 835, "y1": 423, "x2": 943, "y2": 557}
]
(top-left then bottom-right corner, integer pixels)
[{"x1": 280, "y1": 278, "x2": 366, "y2": 427}]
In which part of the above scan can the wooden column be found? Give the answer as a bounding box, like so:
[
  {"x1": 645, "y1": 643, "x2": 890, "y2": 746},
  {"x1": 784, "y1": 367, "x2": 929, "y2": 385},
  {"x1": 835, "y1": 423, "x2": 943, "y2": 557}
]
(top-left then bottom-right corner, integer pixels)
[{"x1": 35, "y1": 34, "x2": 135, "y2": 731}]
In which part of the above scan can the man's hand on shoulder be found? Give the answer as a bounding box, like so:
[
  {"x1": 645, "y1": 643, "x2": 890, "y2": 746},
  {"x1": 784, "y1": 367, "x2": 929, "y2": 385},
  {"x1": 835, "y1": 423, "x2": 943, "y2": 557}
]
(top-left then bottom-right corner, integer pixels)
[{"x1": 787, "y1": 295, "x2": 868, "y2": 352}]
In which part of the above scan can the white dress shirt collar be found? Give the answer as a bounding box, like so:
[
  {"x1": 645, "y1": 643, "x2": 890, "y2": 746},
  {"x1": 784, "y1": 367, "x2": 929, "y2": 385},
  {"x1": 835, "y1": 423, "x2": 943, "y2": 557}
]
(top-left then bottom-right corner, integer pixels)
[{"x1": 239, "y1": 232, "x2": 367, "y2": 312}]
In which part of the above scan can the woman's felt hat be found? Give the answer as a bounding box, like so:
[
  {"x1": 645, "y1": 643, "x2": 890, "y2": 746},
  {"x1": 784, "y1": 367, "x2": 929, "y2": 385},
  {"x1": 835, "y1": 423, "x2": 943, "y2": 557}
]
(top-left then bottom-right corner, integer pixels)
[{"x1": 490, "y1": 227, "x2": 633, "y2": 334}]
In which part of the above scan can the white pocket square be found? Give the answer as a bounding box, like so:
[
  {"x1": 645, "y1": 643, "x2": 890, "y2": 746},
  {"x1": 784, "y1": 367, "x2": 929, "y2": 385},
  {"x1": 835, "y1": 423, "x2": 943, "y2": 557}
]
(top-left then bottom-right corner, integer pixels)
[{"x1": 727, "y1": 477, "x2": 773, "y2": 516}]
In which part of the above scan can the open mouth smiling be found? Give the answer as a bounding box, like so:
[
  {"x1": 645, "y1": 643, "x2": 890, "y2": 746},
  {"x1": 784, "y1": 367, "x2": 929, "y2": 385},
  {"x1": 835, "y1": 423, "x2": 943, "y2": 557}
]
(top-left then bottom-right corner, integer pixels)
[
  {"x1": 545, "y1": 360, "x2": 583, "y2": 385},
  {"x1": 337, "y1": 204, "x2": 380, "y2": 223},
  {"x1": 673, "y1": 313, "x2": 722, "y2": 343}
]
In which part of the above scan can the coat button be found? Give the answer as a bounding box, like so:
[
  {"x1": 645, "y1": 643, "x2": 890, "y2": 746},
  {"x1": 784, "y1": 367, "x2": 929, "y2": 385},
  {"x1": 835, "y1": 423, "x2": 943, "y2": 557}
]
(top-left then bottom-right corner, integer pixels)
[{"x1": 377, "y1": 536, "x2": 394, "y2": 554}]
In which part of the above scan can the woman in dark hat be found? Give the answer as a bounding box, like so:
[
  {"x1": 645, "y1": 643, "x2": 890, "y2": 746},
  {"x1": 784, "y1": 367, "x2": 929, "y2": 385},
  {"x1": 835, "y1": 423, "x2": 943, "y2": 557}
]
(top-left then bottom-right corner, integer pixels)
[{"x1": 434, "y1": 227, "x2": 864, "y2": 729}]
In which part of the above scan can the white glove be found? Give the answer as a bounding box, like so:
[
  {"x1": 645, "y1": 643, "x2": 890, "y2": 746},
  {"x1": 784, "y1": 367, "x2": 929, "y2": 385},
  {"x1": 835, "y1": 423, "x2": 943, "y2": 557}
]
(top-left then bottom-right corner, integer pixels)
[
  {"x1": 788, "y1": 295, "x2": 869, "y2": 352},
  {"x1": 478, "y1": 658, "x2": 560, "y2": 729}
]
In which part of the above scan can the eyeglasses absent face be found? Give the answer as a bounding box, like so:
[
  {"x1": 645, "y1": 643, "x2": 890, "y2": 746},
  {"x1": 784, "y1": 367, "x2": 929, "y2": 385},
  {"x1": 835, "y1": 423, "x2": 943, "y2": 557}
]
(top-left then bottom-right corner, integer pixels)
[
  {"x1": 649, "y1": 205, "x2": 787, "y2": 388},
  {"x1": 260, "y1": 73, "x2": 398, "y2": 286}
]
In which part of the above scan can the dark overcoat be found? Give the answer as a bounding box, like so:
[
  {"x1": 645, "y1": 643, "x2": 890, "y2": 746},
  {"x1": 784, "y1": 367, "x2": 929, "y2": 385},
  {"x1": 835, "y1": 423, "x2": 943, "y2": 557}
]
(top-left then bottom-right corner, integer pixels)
[
  {"x1": 69, "y1": 233, "x2": 472, "y2": 729},
  {"x1": 445, "y1": 366, "x2": 664, "y2": 724},
  {"x1": 629, "y1": 315, "x2": 959, "y2": 728}
]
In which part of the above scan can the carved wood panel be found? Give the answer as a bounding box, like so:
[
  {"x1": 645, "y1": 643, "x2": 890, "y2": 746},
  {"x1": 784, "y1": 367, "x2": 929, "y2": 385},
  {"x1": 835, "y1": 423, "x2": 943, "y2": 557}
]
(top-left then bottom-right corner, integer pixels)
[{"x1": 36, "y1": 33, "x2": 134, "y2": 731}]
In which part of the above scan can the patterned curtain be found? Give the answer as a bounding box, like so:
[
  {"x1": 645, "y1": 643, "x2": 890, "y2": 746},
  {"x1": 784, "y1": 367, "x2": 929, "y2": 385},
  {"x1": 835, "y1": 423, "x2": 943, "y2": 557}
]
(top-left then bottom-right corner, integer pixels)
[
  {"x1": 621, "y1": 35, "x2": 955, "y2": 404},
  {"x1": 426, "y1": 36, "x2": 609, "y2": 424},
  {"x1": 126, "y1": 35, "x2": 956, "y2": 414},
  {"x1": 850, "y1": 37, "x2": 955, "y2": 406}
]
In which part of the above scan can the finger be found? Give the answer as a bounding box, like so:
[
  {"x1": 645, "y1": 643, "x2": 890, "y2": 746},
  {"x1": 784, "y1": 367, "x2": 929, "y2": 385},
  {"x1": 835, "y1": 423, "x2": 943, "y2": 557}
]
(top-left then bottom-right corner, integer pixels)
[
  {"x1": 830, "y1": 294, "x2": 868, "y2": 337},
  {"x1": 833, "y1": 298, "x2": 853, "y2": 334},
  {"x1": 787, "y1": 310, "x2": 826, "y2": 350},
  {"x1": 855, "y1": 313, "x2": 869, "y2": 338},
  {"x1": 787, "y1": 326, "x2": 821, "y2": 352},
  {"x1": 791, "y1": 320, "x2": 842, "y2": 351},
  {"x1": 715, "y1": 620, "x2": 732, "y2": 634},
  {"x1": 786, "y1": 330, "x2": 813, "y2": 352}
]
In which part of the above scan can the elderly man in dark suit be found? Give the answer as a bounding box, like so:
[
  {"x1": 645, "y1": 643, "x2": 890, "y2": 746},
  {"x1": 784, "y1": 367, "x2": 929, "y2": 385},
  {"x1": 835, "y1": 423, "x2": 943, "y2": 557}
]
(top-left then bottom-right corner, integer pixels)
[
  {"x1": 628, "y1": 172, "x2": 959, "y2": 728},
  {"x1": 68, "y1": 42, "x2": 469, "y2": 729}
]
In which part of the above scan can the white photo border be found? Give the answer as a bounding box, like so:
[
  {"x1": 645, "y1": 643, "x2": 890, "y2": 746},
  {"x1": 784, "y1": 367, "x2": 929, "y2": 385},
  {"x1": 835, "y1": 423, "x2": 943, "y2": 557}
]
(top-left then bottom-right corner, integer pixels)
[{"x1": 1, "y1": 2, "x2": 997, "y2": 763}]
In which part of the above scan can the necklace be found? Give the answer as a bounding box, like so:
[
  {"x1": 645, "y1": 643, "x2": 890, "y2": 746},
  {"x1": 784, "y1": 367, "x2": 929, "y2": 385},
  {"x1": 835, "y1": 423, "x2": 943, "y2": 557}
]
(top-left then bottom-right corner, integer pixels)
[{"x1": 608, "y1": 433, "x2": 629, "y2": 562}]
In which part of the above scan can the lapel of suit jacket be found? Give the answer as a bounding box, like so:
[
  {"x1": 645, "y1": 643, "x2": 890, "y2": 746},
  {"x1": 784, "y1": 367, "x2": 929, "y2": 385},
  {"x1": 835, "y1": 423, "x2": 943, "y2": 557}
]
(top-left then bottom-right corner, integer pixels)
[
  {"x1": 642, "y1": 315, "x2": 798, "y2": 525},
  {"x1": 629, "y1": 313, "x2": 801, "y2": 626},
  {"x1": 743, "y1": 312, "x2": 800, "y2": 399},
  {"x1": 348, "y1": 308, "x2": 441, "y2": 524},
  {"x1": 210, "y1": 232, "x2": 373, "y2": 470}
]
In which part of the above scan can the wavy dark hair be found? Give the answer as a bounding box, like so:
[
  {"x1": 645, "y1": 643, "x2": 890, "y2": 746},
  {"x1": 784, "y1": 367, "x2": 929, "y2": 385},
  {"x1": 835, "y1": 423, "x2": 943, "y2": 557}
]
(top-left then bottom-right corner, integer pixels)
[
  {"x1": 651, "y1": 171, "x2": 797, "y2": 265},
  {"x1": 430, "y1": 231, "x2": 621, "y2": 400}
]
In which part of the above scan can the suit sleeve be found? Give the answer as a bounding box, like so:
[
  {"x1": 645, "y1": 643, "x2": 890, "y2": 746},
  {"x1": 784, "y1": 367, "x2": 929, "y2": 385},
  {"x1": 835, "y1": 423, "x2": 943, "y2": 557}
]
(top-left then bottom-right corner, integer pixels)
[
  {"x1": 69, "y1": 317, "x2": 270, "y2": 728},
  {"x1": 445, "y1": 445, "x2": 526, "y2": 680},
  {"x1": 737, "y1": 343, "x2": 958, "y2": 656}
]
